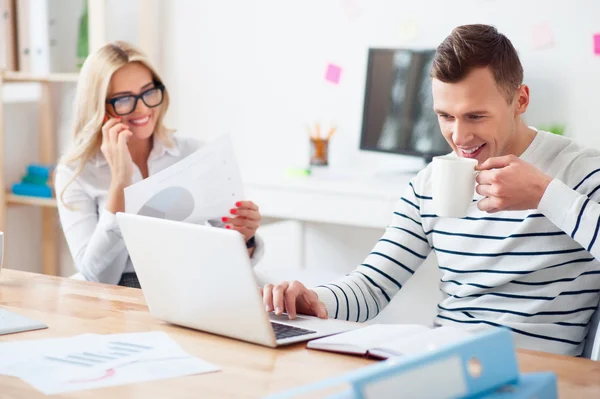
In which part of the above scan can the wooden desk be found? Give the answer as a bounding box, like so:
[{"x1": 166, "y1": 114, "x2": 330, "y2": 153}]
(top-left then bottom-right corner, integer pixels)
[{"x1": 1, "y1": 270, "x2": 600, "y2": 398}]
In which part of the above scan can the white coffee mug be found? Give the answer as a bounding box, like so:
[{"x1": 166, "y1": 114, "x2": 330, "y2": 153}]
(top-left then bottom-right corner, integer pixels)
[{"x1": 432, "y1": 156, "x2": 478, "y2": 218}]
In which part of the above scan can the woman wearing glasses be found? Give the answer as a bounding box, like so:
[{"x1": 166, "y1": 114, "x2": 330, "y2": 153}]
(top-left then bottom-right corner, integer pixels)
[{"x1": 55, "y1": 41, "x2": 263, "y2": 288}]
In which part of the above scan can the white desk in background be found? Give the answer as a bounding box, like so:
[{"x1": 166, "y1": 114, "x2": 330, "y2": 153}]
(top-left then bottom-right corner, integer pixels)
[{"x1": 243, "y1": 168, "x2": 415, "y2": 229}]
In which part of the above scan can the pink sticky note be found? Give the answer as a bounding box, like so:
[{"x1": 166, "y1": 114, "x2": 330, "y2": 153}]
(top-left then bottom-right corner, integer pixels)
[
  {"x1": 531, "y1": 22, "x2": 554, "y2": 49},
  {"x1": 341, "y1": 0, "x2": 362, "y2": 19},
  {"x1": 325, "y1": 63, "x2": 342, "y2": 84},
  {"x1": 594, "y1": 34, "x2": 600, "y2": 55}
]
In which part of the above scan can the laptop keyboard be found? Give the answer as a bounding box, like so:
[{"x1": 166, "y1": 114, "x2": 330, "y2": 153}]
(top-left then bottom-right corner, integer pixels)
[{"x1": 271, "y1": 322, "x2": 316, "y2": 340}]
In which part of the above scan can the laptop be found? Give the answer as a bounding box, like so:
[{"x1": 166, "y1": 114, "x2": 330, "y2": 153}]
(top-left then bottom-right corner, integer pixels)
[
  {"x1": 0, "y1": 309, "x2": 47, "y2": 335},
  {"x1": 116, "y1": 212, "x2": 360, "y2": 347},
  {"x1": 0, "y1": 230, "x2": 48, "y2": 336}
]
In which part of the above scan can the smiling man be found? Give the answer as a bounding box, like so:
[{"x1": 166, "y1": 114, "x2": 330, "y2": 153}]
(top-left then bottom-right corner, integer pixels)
[{"x1": 261, "y1": 24, "x2": 600, "y2": 356}]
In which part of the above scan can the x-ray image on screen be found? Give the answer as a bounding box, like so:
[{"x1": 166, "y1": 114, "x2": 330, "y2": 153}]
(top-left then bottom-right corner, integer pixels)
[{"x1": 360, "y1": 48, "x2": 451, "y2": 161}]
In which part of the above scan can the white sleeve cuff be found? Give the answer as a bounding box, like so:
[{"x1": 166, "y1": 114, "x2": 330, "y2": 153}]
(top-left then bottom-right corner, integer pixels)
[
  {"x1": 538, "y1": 178, "x2": 583, "y2": 232},
  {"x1": 97, "y1": 210, "x2": 122, "y2": 237},
  {"x1": 312, "y1": 286, "x2": 337, "y2": 319}
]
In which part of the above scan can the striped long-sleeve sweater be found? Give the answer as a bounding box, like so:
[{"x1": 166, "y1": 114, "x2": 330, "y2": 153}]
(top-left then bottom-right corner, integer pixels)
[{"x1": 313, "y1": 130, "x2": 600, "y2": 356}]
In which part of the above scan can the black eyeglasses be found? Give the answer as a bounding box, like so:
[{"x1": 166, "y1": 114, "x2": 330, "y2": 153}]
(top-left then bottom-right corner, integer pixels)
[{"x1": 106, "y1": 83, "x2": 165, "y2": 116}]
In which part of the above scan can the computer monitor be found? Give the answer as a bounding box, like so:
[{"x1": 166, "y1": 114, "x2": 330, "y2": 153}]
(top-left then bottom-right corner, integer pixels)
[{"x1": 359, "y1": 48, "x2": 451, "y2": 163}]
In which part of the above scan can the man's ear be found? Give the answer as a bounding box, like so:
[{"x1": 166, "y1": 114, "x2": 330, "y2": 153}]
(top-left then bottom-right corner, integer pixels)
[{"x1": 514, "y1": 84, "x2": 530, "y2": 116}]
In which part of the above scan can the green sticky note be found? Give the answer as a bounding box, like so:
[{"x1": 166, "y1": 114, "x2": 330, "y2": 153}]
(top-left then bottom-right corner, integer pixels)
[{"x1": 285, "y1": 168, "x2": 311, "y2": 177}]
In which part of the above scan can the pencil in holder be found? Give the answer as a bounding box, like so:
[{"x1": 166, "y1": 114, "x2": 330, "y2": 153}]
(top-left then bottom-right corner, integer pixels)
[
  {"x1": 310, "y1": 137, "x2": 329, "y2": 166},
  {"x1": 307, "y1": 123, "x2": 336, "y2": 167}
]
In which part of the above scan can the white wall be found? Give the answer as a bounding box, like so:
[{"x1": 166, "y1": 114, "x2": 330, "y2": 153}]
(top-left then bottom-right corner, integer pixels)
[
  {"x1": 160, "y1": 0, "x2": 600, "y2": 323},
  {"x1": 162, "y1": 0, "x2": 600, "y2": 175}
]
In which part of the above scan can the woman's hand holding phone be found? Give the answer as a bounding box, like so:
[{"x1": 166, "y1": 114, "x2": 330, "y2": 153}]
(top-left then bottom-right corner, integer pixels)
[{"x1": 101, "y1": 117, "x2": 134, "y2": 188}]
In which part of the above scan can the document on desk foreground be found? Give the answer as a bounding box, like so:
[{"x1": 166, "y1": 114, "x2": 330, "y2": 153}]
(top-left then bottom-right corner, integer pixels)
[
  {"x1": 124, "y1": 135, "x2": 244, "y2": 224},
  {"x1": 0, "y1": 331, "x2": 220, "y2": 395},
  {"x1": 307, "y1": 324, "x2": 471, "y2": 359}
]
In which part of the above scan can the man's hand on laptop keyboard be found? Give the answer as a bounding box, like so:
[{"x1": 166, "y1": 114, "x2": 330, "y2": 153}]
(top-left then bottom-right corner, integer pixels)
[{"x1": 262, "y1": 281, "x2": 328, "y2": 320}]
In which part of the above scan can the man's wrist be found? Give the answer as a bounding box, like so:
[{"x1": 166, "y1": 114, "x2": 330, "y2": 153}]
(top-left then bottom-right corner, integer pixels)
[{"x1": 536, "y1": 174, "x2": 554, "y2": 207}]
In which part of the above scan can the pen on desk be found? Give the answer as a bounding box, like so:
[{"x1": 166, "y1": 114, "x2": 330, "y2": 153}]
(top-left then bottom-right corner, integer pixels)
[{"x1": 315, "y1": 122, "x2": 321, "y2": 140}]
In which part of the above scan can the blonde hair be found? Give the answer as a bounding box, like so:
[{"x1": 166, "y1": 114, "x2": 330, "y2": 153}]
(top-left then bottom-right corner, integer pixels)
[{"x1": 59, "y1": 41, "x2": 173, "y2": 205}]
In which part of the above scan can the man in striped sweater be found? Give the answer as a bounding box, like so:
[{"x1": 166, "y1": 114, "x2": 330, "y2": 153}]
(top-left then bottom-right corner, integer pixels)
[{"x1": 262, "y1": 24, "x2": 600, "y2": 356}]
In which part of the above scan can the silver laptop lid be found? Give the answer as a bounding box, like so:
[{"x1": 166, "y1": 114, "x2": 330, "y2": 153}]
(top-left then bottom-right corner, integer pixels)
[{"x1": 116, "y1": 213, "x2": 277, "y2": 347}]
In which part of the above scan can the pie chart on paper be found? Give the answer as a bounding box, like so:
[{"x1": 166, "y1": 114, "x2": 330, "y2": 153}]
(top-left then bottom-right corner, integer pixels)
[{"x1": 137, "y1": 186, "x2": 195, "y2": 221}]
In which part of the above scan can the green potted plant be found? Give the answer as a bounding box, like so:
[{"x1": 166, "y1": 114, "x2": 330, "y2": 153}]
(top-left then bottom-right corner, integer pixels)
[{"x1": 539, "y1": 123, "x2": 565, "y2": 136}]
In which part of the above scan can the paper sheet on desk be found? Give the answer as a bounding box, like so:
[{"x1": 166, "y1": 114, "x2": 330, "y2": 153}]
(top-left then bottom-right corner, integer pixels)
[
  {"x1": 124, "y1": 135, "x2": 244, "y2": 223},
  {"x1": 0, "y1": 334, "x2": 98, "y2": 376},
  {"x1": 0, "y1": 331, "x2": 220, "y2": 395},
  {"x1": 6, "y1": 331, "x2": 189, "y2": 378},
  {"x1": 36, "y1": 356, "x2": 220, "y2": 395}
]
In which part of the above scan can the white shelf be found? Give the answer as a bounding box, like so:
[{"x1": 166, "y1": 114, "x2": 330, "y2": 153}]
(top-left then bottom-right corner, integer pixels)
[
  {"x1": 2, "y1": 83, "x2": 41, "y2": 103},
  {"x1": 6, "y1": 193, "x2": 57, "y2": 208},
  {"x1": 1, "y1": 71, "x2": 79, "y2": 83},
  {"x1": 1, "y1": 72, "x2": 79, "y2": 103}
]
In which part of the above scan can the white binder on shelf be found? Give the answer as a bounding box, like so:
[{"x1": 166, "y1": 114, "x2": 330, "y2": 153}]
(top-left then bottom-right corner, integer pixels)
[
  {"x1": 15, "y1": 0, "x2": 50, "y2": 73},
  {"x1": 15, "y1": 0, "x2": 30, "y2": 71},
  {"x1": 1, "y1": 0, "x2": 18, "y2": 70},
  {"x1": 46, "y1": 0, "x2": 84, "y2": 73}
]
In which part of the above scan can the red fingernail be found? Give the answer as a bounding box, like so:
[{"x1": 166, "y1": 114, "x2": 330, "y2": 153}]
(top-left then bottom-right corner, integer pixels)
[
  {"x1": 222, "y1": 217, "x2": 228, "y2": 222},
  {"x1": 225, "y1": 225, "x2": 231, "y2": 229},
  {"x1": 230, "y1": 209, "x2": 237, "y2": 214},
  {"x1": 235, "y1": 201, "x2": 241, "y2": 207}
]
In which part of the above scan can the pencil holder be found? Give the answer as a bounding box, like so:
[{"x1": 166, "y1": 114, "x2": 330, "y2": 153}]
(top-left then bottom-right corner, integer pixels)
[{"x1": 310, "y1": 138, "x2": 329, "y2": 166}]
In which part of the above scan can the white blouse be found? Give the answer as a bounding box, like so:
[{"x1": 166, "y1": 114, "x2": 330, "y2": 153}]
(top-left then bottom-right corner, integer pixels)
[{"x1": 55, "y1": 135, "x2": 264, "y2": 285}]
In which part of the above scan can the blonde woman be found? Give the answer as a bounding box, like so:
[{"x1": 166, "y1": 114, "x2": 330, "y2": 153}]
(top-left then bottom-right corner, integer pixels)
[{"x1": 56, "y1": 41, "x2": 264, "y2": 288}]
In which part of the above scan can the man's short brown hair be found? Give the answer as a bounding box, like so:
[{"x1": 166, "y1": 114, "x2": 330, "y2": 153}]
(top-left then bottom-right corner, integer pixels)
[{"x1": 431, "y1": 24, "x2": 523, "y2": 103}]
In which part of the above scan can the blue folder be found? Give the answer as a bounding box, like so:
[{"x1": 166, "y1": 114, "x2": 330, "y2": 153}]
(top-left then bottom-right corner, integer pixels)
[
  {"x1": 11, "y1": 183, "x2": 53, "y2": 198},
  {"x1": 265, "y1": 328, "x2": 557, "y2": 399},
  {"x1": 475, "y1": 373, "x2": 556, "y2": 399},
  {"x1": 317, "y1": 372, "x2": 556, "y2": 399},
  {"x1": 26, "y1": 164, "x2": 53, "y2": 179}
]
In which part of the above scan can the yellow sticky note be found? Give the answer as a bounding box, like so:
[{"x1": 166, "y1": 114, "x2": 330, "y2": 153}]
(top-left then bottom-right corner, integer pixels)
[{"x1": 398, "y1": 18, "x2": 420, "y2": 42}]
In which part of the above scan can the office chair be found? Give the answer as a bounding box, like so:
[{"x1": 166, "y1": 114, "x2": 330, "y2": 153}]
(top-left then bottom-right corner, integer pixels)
[{"x1": 582, "y1": 301, "x2": 600, "y2": 361}]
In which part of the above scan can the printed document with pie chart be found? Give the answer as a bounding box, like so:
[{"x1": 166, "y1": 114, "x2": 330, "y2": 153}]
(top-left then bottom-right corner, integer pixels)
[{"x1": 124, "y1": 135, "x2": 244, "y2": 223}]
